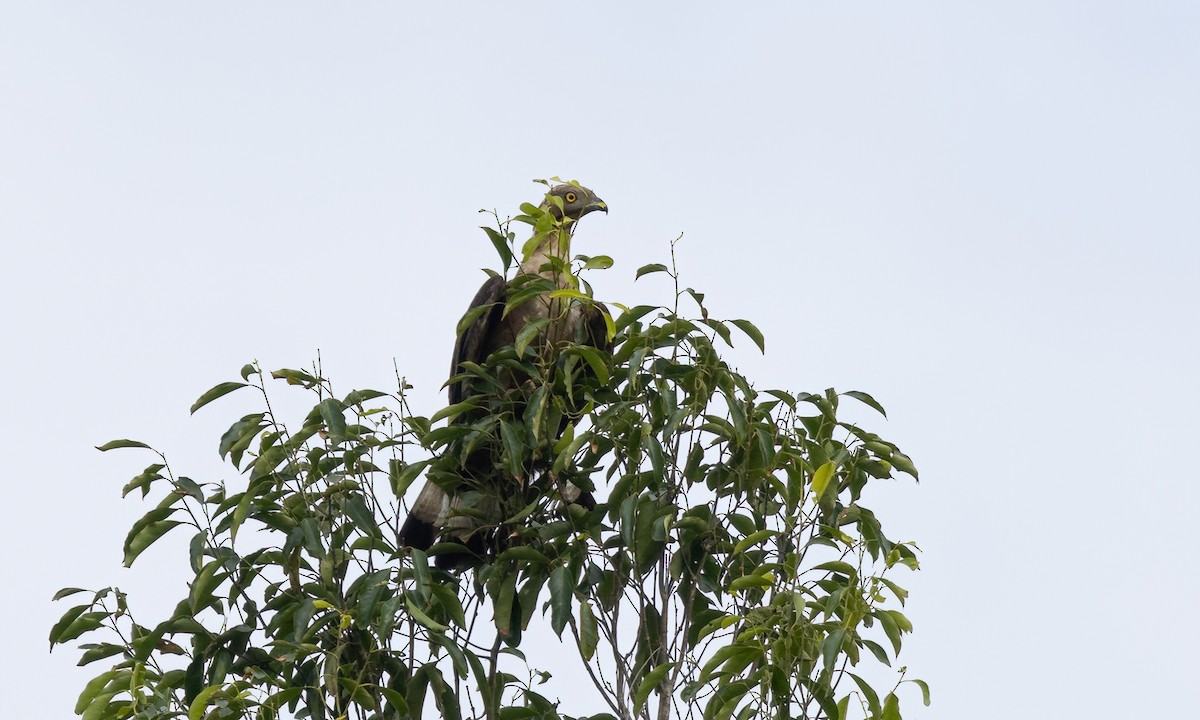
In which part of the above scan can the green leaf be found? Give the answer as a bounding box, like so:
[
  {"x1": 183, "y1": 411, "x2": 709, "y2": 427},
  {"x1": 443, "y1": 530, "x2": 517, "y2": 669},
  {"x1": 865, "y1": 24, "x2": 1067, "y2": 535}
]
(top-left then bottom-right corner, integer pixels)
[
  {"x1": 380, "y1": 687, "x2": 409, "y2": 717},
  {"x1": 174, "y1": 476, "x2": 205, "y2": 501},
  {"x1": 697, "y1": 645, "x2": 757, "y2": 685},
  {"x1": 343, "y1": 388, "x2": 388, "y2": 405},
  {"x1": 863, "y1": 639, "x2": 891, "y2": 666},
  {"x1": 337, "y1": 678, "x2": 377, "y2": 710},
  {"x1": 58, "y1": 612, "x2": 107, "y2": 645},
  {"x1": 499, "y1": 420, "x2": 525, "y2": 479},
  {"x1": 218, "y1": 413, "x2": 265, "y2": 466},
  {"x1": 318, "y1": 398, "x2": 347, "y2": 440},
  {"x1": 844, "y1": 390, "x2": 887, "y2": 418},
  {"x1": 495, "y1": 545, "x2": 547, "y2": 564},
  {"x1": 547, "y1": 288, "x2": 591, "y2": 302},
  {"x1": 549, "y1": 566, "x2": 573, "y2": 637},
  {"x1": 228, "y1": 486, "x2": 256, "y2": 543},
  {"x1": 728, "y1": 573, "x2": 773, "y2": 592},
  {"x1": 456, "y1": 302, "x2": 494, "y2": 337},
  {"x1": 909, "y1": 678, "x2": 932, "y2": 706},
  {"x1": 74, "y1": 670, "x2": 118, "y2": 714},
  {"x1": 493, "y1": 571, "x2": 517, "y2": 638},
  {"x1": 344, "y1": 494, "x2": 381, "y2": 539},
  {"x1": 390, "y1": 459, "x2": 429, "y2": 499},
  {"x1": 410, "y1": 549, "x2": 432, "y2": 605},
  {"x1": 635, "y1": 263, "x2": 670, "y2": 279},
  {"x1": 184, "y1": 656, "x2": 203, "y2": 704},
  {"x1": 52, "y1": 587, "x2": 88, "y2": 601},
  {"x1": 405, "y1": 597, "x2": 449, "y2": 633},
  {"x1": 813, "y1": 560, "x2": 857, "y2": 577},
  {"x1": 579, "y1": 601, "x2": 598, "y2": 660},
  {"x1": 601, "y1": 306, "x2": 616, "y2": 342},
  {"x1": 837, "y1": 694, "x2": 851, "y2": 720},
  {"x1": 883, "y1": 692, "x2": 901, "y2": 720},
  {"x1": 407, "y1": 666, "x2": 431, "y2": 720},
  {"x1": 188, "y1": 685, "x2": 222, "y2": 720},
  {"x1": 732, "y1": 529, "x2": 777, "y2": 555},
  {"x1": 729, "y1": 319, "x2": 765, "y2": 353},
  {"x1": 552, "y1": 428, "x2": 589, "y2": 474},
  {"x1": 807, "y1": 676, "x2": 840, "y2": 720},
  {"x1": 95, "y1": 439, "x2": 151, "y2": 452},
  {"x1": 123, "y1": 508, "x2": 182, "y2": 567},
  {"x1": 886, "y1": 608, "x2": 914, "y2": 632},
  {"x1": 880, "y1": 577, "x2": 909, "y2": 606},
  {"x1": 49, "y1": 603, "x2": 89, "y2": 648},
  {"x1": 712, "y1": 684, "x2": 751, "y2": 720},
  {"x1": 582, "y1": 255, "x2": 614, "y2": 270},
  {"x1": 849, "y1": 673, "x2": 882, "y2": 717},
  {"x1": 482, "y1": 226, "x2": 514, "y2": 270},
  {"x1": 727, "y1": 513, "x2": 757, "y2": 537},
  {"x1": 702, "y1": 318, "x2": 732, "y2": 347},
  {"x1": 430, "y1": 633, "x2": 470, "y2": 679},
  {"x1": 811, "y1": 461, "x2": 836, "y2": 497},
  {"x1": 427, "y1": 403, "x2": 472, "y2": 424},
  {"x1": 820, "y1": 628, "x2": 845, "y2": 675},
  {"x1": 694, "y1": 614, "x2": 738, "y2": 645},
  {"x1": 891, "y1": 450, "x2": 919, "y2": 480},
  {"x1": 189, "y1": 381, "x2": 248, "y2": 415},
  {"x1": 428, "y1": 584, "x2": 468, "y2": 629},
  {"x1": 270, "y1": 367, "x2": 321, "y2": 387},
  {"x1": 77, "y1": 642, "x2": 125, "y2": 666},
  {"x1": 552, "y1": 422, "x2": 576, "y2": 456},
  {"x1": 633, "y1": 662, "x2": 675, "y2": 713},
  {"x1": 261, "y1": 688, "x2": 303, "y2": 716},
  {"x1": 189, "y1": 560, "x2": 227, "y2": 615},
  {"x1": 569, "y1": 345, "x2": 610, "y2": 385},
  {"x1": 520, "y1": 231, "x2": 546, "y2": 263},
  {"x1": 765, "y1": 388, "x2": 796, "y2": 406},
  {"x1": 875, "y1": 610, "x2": 902, "y2": 654},
  {"x1": 515, "y1": 316, "x2": 551, "y2": 358}
]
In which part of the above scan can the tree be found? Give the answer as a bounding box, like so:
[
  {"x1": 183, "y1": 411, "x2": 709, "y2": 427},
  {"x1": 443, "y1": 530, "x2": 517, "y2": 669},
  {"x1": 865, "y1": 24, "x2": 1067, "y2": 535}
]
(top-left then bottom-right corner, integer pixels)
[{"x1": 52, "y1": 184, "x2": 928, "y2": 720}]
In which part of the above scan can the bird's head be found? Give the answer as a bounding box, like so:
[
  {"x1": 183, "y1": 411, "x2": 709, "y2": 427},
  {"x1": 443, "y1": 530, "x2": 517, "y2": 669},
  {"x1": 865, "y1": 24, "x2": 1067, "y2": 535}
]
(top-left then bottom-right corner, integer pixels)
[{"x1": 543, "y1": 183, "x2": 607, "y2": 221}]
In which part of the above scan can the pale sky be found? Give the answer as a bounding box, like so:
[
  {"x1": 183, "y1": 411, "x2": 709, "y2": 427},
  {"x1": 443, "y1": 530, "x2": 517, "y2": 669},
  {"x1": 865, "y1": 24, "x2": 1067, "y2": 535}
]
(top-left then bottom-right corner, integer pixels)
[{"x1": 4, "y1": 2, "x2": 1198, "y2": 718}]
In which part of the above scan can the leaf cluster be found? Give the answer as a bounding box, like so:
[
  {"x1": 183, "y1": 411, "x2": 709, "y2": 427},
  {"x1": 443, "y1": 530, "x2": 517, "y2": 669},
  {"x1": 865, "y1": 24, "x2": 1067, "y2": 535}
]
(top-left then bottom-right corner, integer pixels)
[{"x1": 54, "y1": 204, "x2": 927, "y2": 720}]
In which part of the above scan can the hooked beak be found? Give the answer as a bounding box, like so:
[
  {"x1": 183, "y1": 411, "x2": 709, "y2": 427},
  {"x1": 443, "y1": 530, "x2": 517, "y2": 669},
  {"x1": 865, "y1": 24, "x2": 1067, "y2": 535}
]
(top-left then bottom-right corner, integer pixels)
[{"x1": 582, "y1": 197, "x2": 608, "y2": 216}]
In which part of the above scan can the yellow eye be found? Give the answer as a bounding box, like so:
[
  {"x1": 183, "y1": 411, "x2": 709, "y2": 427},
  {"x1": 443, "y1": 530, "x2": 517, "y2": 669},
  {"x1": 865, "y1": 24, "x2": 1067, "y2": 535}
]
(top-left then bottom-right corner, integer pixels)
[{"x1": 565, "y1": 192, "x2": 577, "y2": 203}]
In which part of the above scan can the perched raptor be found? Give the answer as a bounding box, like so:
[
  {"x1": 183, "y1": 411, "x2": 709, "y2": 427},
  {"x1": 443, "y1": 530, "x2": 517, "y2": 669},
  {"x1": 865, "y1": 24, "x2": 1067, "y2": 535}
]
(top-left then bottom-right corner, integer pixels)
[{"x1": 399, "y1": 183, "x2": 610, "y2": 568}]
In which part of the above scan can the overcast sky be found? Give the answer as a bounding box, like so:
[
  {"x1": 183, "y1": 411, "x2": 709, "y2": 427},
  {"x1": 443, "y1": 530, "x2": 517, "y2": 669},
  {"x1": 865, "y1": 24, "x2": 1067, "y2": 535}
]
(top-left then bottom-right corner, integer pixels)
[{"x1": 4, "y1": 2, "x2": 1198, "y2": 718}]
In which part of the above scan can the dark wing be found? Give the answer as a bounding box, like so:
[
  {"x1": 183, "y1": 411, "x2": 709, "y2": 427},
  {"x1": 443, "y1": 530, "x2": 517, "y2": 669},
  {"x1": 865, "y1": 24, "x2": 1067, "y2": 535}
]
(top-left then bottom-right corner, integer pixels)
[
  {"x1": 403, "y1": 278, "x2": 605, "y2": 564},
  {"x1": 448, "y1": 274, "x2": 507, "y2": 405},
  {"x1": 584, "y1": 302, "x2": 614, "y2": 355},
  {"x1": 399, "y1": 274, "x2": 507, "y2": 554}
]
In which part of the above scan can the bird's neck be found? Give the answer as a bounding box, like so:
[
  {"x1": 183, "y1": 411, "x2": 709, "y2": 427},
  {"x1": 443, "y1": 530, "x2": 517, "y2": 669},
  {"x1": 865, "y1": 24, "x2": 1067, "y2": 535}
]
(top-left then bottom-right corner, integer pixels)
[{"x1": 519, "y1": 230, "x2": 572, "y2": 285}]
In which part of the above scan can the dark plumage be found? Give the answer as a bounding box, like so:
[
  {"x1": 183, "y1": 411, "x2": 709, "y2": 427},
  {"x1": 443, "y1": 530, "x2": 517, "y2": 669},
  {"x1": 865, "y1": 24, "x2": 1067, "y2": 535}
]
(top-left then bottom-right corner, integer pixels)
[{"x1": 399, "y1": 183, "x2": 610, "y2": 568}]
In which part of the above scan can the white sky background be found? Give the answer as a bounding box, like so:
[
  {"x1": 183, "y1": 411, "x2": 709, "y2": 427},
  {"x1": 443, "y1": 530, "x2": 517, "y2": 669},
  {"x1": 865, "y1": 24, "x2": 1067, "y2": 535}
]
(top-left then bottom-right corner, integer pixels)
[{"x1": 3, "y1": 1, "x2": 1198, "y2": 717}]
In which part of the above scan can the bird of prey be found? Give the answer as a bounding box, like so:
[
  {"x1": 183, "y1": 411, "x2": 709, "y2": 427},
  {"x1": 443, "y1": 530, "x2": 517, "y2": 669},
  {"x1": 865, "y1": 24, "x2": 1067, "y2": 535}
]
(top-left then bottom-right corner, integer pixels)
[{"x1": 399, "y1": 183, "x2": 610, "y2": 568}]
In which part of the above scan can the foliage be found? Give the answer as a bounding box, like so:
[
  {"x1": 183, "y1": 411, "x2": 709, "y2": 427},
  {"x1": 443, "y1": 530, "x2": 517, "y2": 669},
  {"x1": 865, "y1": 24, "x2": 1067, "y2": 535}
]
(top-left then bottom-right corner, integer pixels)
[{"x1": 53, "y1": 186, "x2": 927, "y2": 720}]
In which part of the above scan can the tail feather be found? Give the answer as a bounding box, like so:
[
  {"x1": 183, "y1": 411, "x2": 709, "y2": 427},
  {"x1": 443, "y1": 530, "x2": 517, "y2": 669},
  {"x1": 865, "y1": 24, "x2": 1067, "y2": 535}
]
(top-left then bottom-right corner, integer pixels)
[
  {"x1": 397, "y1": 481, "x2": 446, "y2": 551},
  {"x1": 398, "y1": 478, "x2": 597, "y2": 571}
]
